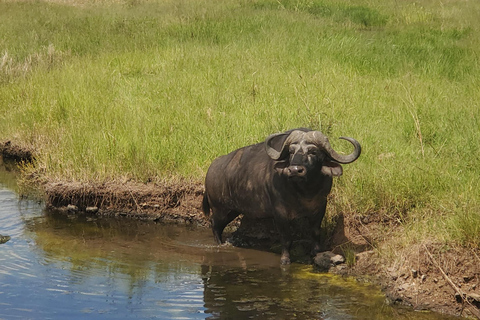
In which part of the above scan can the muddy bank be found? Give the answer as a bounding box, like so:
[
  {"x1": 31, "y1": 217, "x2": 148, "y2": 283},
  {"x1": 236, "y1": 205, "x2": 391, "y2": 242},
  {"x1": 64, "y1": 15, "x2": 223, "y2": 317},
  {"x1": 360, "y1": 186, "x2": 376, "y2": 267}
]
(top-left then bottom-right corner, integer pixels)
[
  {"x1": 1, "y1": 142, "x2": 479, "y2": 319},
  {"x1": 38, "y1": 178, "x2": 480, "y2": 319},
  {"x1": 45, "y1": 180, "x2": 209, "y2": 226},
  {"x1": 339, "y1": 214, "x2": 480, "y2": 318},
  {"x1": 0, "y1": 140, "x2": 34, "y2": 163}
]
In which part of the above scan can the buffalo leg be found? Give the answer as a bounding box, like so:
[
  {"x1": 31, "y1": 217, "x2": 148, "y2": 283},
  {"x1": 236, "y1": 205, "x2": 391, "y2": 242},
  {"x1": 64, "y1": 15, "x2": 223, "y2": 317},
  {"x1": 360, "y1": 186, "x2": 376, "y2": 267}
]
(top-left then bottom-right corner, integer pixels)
[
  {"x1": 211, "y1": 209, "x2": 239, "y2": 244},
  {"x1": 273, "y1": 216, "x2": 293, "y2": 265},
  {"x1": 310, "y1": 203, "x2": 327, "y2": 255}
]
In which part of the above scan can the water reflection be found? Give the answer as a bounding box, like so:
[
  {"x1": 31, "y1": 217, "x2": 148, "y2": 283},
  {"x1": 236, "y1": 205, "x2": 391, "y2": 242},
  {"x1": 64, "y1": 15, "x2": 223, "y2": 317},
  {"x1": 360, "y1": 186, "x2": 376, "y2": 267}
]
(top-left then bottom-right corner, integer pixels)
[{"x1": 0, "y1": 163, "x2": 460, "y2": 319}]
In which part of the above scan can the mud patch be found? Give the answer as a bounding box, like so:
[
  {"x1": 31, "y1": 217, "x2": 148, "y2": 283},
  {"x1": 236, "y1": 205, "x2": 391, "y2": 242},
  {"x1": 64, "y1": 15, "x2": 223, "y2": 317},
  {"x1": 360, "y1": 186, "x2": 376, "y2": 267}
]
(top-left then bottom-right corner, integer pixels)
[
  {"x1": 44, "y1": 180, "x2": 209, "y2": 226},
  {"x1": 339, "y1": 214, "x2": 480, "y2": 319},
  {"x1": 1, "y1": 141, "x2": 34, "y2": 162}
]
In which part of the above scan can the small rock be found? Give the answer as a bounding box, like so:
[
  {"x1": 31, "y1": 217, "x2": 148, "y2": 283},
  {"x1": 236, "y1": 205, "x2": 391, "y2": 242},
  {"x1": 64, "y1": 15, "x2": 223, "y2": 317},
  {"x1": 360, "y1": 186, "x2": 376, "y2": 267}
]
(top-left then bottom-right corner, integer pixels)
[
  {"x1": 331, "y1": 254, "x2": 345, "y2": 265},
  {"x1": 67, "y1": 204, "x2": 78, "y2": 212},
  {"x1": 86, "y1": 206, "x2": 99, "y2": 213},
  {"x1": 335, "y1": 265, "x2": 347, "y2": 272},
  {"x1": 313, "y1": 251, "x2": 335, "y2": 271},
  {"x1": 0, "y1": 234, "x2": 11, "y2": 244},
  {"x1": 313, "y1": 252, "x2": 346, "y2": 271}
]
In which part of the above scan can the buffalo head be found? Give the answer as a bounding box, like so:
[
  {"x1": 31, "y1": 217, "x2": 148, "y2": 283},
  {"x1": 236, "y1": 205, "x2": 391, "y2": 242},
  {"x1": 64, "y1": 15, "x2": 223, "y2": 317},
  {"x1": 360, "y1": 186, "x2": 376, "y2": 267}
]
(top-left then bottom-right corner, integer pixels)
[{"x1": 265, "y1": 128, "x2": 361, "y2": 180}]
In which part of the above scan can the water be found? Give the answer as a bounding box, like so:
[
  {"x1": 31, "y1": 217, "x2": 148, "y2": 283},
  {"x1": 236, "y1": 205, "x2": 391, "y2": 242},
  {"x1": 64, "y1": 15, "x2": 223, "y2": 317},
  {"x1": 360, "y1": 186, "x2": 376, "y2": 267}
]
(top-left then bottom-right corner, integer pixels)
[{"x1": 0, "y1": 164, "x2": 459, "y2": 320}]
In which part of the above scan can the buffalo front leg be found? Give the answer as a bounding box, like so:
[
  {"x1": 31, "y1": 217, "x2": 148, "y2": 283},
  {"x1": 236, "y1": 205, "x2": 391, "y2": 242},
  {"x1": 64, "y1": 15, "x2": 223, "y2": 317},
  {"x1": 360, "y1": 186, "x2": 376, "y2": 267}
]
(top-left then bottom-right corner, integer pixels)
[
  {"x1": 310, "y1": 203, "x2": 327, "y2": 256},
  {"x1": 274, "y1": 216, "x2": 293, "y2": 265},
  {"x1": 280, "y1": 239, "x2": 293, "y2": 265}
]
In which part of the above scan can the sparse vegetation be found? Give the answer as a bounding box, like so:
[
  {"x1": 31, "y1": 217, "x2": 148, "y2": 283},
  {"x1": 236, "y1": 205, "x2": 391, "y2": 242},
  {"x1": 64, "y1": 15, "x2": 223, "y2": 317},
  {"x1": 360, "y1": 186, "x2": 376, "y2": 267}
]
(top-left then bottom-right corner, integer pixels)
[{"x1": 1, "y1": 0, "x2": 479, "y2": 249}]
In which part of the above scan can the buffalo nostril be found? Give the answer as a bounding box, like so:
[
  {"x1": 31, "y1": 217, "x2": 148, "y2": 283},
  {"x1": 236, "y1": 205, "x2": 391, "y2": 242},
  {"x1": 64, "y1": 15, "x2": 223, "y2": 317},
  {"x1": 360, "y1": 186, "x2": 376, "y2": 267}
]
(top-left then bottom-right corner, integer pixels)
[
  {"x1": 288, "y1": 166, "x2": 307, "y2": 177},
  {"x1": 296, "y1": 167, "x2": 307, "y2": 176}
]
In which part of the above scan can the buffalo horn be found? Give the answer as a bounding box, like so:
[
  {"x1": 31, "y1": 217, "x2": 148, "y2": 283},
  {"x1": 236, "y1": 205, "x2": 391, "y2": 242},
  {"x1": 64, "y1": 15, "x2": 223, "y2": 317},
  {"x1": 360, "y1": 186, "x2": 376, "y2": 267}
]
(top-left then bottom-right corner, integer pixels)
[{"x1": 314, "y1": 132, "x2": 361, "y2": 164}]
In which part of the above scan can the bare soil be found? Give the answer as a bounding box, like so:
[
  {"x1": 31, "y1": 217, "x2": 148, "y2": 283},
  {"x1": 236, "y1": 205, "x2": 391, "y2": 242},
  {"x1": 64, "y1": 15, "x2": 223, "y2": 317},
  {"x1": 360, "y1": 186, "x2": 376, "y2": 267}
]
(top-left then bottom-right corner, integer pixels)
[
  {"x1": 339, "y1": 213, "x2": 480, "y2": 319},
  {"x1": 1, "y1": 140, "x2": 34, "y2": 163},
  {"x1": 2, "y1": 141, "x2": 479, "y2": 319},
  {"x1": 43, "y1": 179, "x2": 208, "y2": 225}
]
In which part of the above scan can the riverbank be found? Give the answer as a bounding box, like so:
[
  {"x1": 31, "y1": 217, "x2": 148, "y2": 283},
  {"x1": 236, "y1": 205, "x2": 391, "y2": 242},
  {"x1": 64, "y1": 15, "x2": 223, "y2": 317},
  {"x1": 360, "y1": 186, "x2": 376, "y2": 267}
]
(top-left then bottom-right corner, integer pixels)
[
  {"x1": 31, "y1": 176, "x2": 480, "y2": 319},
  {"x1": 41, "y1": 178, "x2": 480, "y2": 319},
  {"x1": 2, "y1": 143, "x2": 479, "y2": 318}
]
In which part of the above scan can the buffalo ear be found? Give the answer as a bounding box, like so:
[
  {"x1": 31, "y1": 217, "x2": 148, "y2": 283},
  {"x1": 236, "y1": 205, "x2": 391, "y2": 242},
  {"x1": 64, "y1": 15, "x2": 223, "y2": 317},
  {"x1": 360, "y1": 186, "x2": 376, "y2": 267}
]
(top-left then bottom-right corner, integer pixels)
[
  {"x1": 321, "y1": 161, "x2": 343, "y2": 177},
  {"x1": 265, "y1": 132, "x2": 291, "y2": 160},
  {"x1": 265, "y1": 128, "x2": 310, "y2": 160}
]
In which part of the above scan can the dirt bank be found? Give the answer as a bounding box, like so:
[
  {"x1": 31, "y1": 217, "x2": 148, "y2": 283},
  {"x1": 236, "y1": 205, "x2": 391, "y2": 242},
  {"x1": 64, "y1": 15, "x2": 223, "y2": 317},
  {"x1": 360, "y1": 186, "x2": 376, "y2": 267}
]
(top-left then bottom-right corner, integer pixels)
[
  {"x1": 1, "y1": 142, "x2": 479, "y2": 319},
  {"x1": 44, "y1": 179, "x2": 208, "y2": 226},
  {"x1": 339, "y1": 213, "x2": 480, "y2": 318},
  {"x1": 1, "y1": 140, "x2": 34, "y2": 163}
]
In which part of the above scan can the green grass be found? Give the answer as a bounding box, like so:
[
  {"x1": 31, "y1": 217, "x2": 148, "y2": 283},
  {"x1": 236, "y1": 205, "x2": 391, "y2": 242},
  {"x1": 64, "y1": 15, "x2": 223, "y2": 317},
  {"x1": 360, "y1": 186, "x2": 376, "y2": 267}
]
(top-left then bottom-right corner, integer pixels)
[{"x1": 1, "y1": 0, "x2": 479, "y2": 248}]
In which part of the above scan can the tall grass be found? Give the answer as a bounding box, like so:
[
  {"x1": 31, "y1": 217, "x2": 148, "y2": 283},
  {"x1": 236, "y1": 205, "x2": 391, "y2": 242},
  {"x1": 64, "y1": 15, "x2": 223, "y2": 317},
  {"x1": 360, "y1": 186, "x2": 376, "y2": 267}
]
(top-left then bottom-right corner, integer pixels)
[{"x1": 1, "y1": 0, "x2": 479, "y2": 247}]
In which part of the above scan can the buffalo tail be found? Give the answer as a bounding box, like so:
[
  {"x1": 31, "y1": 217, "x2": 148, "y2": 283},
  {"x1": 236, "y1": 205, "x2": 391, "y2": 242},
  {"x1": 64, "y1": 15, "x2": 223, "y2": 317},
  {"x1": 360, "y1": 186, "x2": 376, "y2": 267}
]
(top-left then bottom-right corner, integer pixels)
[{"x1": 202, "y1": 193, "x2": 211, "y2": 216}]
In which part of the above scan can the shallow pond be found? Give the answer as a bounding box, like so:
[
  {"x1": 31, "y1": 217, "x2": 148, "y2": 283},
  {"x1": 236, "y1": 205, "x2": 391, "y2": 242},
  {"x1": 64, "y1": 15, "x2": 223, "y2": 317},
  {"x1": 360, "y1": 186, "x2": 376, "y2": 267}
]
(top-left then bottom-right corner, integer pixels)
[{"x1": 0, "y1": 164, "x2": 459, "y2": 320}]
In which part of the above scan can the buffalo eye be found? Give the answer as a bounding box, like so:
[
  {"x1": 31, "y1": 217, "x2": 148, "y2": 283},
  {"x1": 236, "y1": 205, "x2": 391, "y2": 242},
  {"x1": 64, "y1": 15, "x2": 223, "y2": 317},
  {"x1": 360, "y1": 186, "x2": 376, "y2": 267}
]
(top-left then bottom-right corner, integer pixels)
[{"x1": 306, "y1": 148, "x2": 318, "y2": 156}]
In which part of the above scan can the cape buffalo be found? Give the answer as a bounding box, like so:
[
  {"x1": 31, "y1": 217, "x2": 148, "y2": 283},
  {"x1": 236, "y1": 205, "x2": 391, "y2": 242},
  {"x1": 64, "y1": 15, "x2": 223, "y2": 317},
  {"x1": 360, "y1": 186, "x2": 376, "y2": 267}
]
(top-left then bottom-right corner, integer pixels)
[{"x1": 202, "y1": 128, "x2": 361, "y2": 264}]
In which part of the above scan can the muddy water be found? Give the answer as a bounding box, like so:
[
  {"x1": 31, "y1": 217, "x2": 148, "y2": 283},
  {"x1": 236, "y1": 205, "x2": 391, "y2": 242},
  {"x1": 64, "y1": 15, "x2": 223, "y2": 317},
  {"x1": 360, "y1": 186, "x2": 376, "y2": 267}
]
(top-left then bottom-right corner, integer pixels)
[{"x1": 0, "y1": 164, "x2": 459, "y2": 320}]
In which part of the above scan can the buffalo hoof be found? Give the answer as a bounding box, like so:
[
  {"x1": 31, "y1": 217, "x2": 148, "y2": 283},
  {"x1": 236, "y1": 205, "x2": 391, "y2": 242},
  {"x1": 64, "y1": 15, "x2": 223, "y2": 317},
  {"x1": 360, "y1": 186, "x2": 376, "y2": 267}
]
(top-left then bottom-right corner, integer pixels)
[{"x1": 280, "y1": 256, "x2": 291, "y2": 265}]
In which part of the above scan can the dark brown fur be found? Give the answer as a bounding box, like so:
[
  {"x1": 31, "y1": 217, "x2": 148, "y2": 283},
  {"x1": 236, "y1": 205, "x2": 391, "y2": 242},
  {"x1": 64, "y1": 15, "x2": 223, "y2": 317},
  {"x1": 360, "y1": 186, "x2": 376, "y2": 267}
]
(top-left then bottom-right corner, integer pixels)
[{"x1": 203, "y1": 128, "x2": 361, "y2": 264}]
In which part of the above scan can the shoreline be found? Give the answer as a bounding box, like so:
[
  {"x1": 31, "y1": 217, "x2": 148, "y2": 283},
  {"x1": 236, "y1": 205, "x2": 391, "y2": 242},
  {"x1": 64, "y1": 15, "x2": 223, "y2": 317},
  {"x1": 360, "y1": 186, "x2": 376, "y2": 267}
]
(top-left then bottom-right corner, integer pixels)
[
  {"x1": 1, "y1": 141, "x2": 479, "y2": 319},
  {"x1": 44, "y1": 179, "x2": 208, "y2": 226}
]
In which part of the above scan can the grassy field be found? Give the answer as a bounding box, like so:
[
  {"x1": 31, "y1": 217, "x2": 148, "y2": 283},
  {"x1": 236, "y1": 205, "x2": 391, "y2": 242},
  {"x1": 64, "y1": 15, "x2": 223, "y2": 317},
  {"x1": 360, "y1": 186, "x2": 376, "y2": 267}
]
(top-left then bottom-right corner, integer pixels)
[{"x1": 1, "y1": 0, "x2": 479, "y2": 248}]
